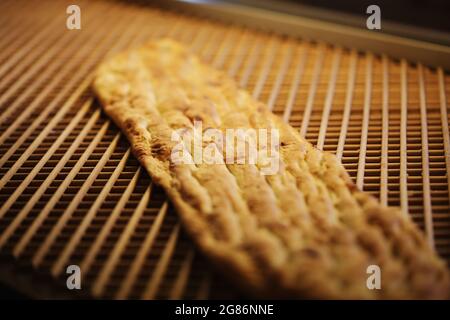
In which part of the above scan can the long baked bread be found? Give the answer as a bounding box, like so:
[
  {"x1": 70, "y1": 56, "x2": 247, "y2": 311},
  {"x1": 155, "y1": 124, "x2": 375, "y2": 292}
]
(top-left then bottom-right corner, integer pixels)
[{"x1": 93, "y1": 39, "x2": 449, "y2": 299}]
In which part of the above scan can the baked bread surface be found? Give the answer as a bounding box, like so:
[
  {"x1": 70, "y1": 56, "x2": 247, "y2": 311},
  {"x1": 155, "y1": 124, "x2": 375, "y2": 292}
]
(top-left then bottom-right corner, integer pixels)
[{"x1": 93, "y1": 39, "x2": 450, "y2": 299}]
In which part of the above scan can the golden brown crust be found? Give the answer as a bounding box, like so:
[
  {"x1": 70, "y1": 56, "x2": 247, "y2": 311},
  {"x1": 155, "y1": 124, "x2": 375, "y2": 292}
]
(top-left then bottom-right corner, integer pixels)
[{"x1": 93, "y1": 39, "x2": 450, "y2": 299}]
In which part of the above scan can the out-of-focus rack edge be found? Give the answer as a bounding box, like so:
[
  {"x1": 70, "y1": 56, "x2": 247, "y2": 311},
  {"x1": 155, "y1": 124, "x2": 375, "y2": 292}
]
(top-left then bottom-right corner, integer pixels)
[{"x1": 159, "y1": 0, "x2": 450, "y2": 70}]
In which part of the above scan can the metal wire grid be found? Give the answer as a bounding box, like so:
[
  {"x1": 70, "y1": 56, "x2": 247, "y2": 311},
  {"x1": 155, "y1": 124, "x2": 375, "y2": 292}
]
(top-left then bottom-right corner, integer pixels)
[{"x1": 0, "y1": 0, "x2": 449, "y2": 299}]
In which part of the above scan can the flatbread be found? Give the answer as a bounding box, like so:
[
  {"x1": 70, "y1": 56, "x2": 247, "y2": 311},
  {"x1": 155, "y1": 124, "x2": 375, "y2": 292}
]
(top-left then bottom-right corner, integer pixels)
[{"x1": 93, "y1": 39, "x2": 449, "y2": 299}]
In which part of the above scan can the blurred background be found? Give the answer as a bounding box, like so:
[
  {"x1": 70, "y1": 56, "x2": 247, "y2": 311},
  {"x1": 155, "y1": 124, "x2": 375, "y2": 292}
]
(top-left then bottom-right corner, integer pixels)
[
  {"x1": 165, "y1": 0, "x2": 450, "y2": 68},
  {"x1": 226, "y1": 0, "x2": 450, "y2": 37}
]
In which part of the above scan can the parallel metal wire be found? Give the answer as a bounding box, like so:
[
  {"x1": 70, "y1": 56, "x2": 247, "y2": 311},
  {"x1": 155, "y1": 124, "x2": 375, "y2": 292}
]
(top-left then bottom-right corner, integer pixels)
[{"x1": 0, "y1": 0, "x2": 449, "y2": 299}]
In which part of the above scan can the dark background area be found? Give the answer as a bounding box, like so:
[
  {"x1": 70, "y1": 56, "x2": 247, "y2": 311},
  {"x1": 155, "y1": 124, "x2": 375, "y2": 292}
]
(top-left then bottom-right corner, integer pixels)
[
  {"x1": 227, "y1": 0, "x2": 450, "y2": 32},
  {"x1": 0, "y1": 283, "x2": 25, "y2": 299},
  {"x1": 222, "y1": 0, "x2": 450, "y2": 45},
  {"x1": 291, "y1": 0, "x2": 450, "y2": 32}
]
